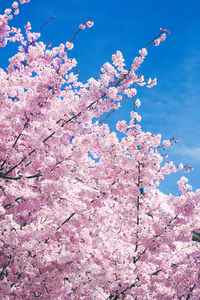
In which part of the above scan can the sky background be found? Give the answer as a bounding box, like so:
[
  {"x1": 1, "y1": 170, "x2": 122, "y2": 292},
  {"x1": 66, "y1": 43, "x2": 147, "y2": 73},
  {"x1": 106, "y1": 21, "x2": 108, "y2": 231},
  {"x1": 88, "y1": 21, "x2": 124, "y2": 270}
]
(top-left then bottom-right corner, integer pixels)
[{"x1": 0, "y1": 0, "x2": 200, "y2": 195}]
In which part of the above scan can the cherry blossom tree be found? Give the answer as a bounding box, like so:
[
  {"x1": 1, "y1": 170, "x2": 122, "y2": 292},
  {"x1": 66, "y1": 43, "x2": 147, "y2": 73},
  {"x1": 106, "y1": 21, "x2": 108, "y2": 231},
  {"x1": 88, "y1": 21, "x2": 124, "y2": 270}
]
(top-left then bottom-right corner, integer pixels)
[{"x1": 0, "y1": 1, "x2": 200, "y2": 299}]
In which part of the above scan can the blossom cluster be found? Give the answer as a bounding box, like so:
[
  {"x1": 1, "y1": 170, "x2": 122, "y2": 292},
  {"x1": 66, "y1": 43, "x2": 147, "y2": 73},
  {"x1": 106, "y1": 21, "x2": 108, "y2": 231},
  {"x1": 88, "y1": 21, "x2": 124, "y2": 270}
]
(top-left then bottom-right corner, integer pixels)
[{"x1": 0, "y1": 2, "x2": 199, "y2": 300}]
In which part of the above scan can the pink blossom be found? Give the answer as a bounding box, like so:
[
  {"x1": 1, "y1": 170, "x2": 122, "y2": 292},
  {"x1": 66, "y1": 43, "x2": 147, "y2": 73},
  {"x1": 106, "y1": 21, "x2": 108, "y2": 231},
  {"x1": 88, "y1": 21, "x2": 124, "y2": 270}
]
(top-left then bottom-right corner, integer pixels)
[
  {"x1": 79, "y1": 24, "x2": 86, "y2": 30},
  {"x1": 154, "y1": 39, "x2": 161, "y2": 46},
  {"x1": 4, "y1": 9, "x2": 12, "y2": 15},
  {"x1": 163, "y1": 140, "x2": 171, "y2": 147},
  {"x1": 135, "y1": 98, "x2": 141, "y2": 107},
  {"x1": 0, "y1": 5, "x2": 198, "y2": 299},
  {"x1": 147, "y1": 77, "x2": 157, "y2": 88},
  {"x1": 116, "y1": 120, "x2": 127, "y2": 132},
  {"x1": 13, "y1": 8, "x2": 19, "y2": 15},
  {"x1": 20, "y1": 0, "x2": 30, "y2": 3},
  {"x1": 139, "y1": 47, "x2": 148, "y2": 57},
  {"x1": 112, "y1": 50, "x2": 125, "y2": 70},
  {"x1": 12, "y1": 2, "x2": 19, "y2": 9},
  {"x1": 154, "y1": 34, "x2": 166, "y2": 47},
  {"x1": 130, "y1": 111, "x2": 142, "y2": 122},
  {"x1": 160, "y1": 33, "x2": 166, "y2": 41},
  {"x1": 178, "y1": 163, "x2": 184, "y2": 170},
  {"x1": 124, "y1": 88, "x2": 137, "y2": 97},
  {"x1": 86, "y1": 20, "x2": 94, "y2": 27},
  {"x1": 24, "y1": 22, "x2": 31, "y2": 31},
  {"x1": 65, "y1": 41, "x2": 74, "y2": 50}
]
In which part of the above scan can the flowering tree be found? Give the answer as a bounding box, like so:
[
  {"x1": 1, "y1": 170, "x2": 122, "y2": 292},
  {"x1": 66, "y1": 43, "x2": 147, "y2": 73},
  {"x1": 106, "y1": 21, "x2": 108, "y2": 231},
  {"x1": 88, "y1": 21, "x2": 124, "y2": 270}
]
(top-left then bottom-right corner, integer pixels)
[{"x1": 0, "y1": 1, "x2": 200, "y2": 299}]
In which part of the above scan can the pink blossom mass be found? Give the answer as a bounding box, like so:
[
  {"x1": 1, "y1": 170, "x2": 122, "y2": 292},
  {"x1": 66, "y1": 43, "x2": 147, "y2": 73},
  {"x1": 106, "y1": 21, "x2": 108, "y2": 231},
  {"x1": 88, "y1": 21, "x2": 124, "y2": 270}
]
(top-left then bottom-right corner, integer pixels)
[{"x1": 0, "y1": 1, "x2": 200, "y2": 299}]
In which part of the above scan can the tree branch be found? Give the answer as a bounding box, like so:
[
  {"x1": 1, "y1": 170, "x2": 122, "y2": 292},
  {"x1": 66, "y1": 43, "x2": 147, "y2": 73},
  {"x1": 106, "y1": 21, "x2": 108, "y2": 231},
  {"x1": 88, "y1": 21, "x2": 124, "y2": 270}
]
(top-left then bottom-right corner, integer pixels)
[
  {"x1": 26, "y1": 172, "x2": 42, "y2": 179},
  {"x1": 56, "y1": 212, "x2": 75, "y2": 231},
  {"x1": 186, "y1": 284, "x2": 196, "y2": 300},
  {"x1": 0, "y1": 258, "x2": 12, "y2": 279},
  {"x1": 12, "y1": 119, "x2": 29, "y2": 148},
  {"x1": 0, "y1": 172, "x2": 22, "y2": 180}
]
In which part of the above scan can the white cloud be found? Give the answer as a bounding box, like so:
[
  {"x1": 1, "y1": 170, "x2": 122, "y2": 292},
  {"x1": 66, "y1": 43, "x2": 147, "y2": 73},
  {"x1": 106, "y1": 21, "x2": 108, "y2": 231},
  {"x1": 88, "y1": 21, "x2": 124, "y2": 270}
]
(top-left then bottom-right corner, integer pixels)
[{"x1": 173, "y1": 146, "x2": 200, "y2": 162}]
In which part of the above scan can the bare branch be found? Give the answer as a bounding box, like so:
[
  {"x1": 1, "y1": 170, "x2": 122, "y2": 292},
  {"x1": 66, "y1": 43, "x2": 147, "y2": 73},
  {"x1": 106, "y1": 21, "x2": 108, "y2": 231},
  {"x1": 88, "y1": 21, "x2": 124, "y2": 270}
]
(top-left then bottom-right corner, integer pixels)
[
  {"x1": 56, "y1": 212, "x2": 75, "y2": 231},
  {"x1": 186, "y1": 284, "x2": 196, "y2": 300},
  {"x1": 0, "y1": 258, "x2": 12, "y2": 279},
  {"x1": 26, "y1": 172, "x2": 42, "y2": 179}
]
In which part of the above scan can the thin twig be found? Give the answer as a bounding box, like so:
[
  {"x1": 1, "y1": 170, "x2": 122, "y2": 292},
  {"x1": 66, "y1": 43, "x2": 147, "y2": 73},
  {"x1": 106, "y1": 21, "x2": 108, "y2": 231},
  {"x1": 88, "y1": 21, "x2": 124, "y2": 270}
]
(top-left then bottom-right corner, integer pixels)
[
  {"x1": 186, "y1": 284, "x2": 196, "y2": 300},
  {"x1": 38, "y1": 16, "x2": 56, "y2": 32},
  {"x1": 12, "y1": 119, "x2": 29, "y2": 148},
  {"x1": 0, "y1": 258, "x2": 12, "y2": 279},
  {"x1": 69, "y1": 18, "x2": 90, "y2": 43},
  {"x1": 56, "y1": 212, "x2": 75, "y2": 231}
]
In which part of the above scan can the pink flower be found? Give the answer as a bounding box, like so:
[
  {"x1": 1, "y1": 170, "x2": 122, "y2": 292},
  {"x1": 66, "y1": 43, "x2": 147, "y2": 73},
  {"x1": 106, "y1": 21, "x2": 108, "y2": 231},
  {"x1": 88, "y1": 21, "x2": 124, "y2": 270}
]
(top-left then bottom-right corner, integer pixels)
[
  {"x1": 13, "y1": 8, "x2": 19, "y2": 15},
  {"x1": 124, "y1": 88, "x2": 137, "y2": 97},
  {"x1": 160, "y1": 33, "x2": 166, "y2": 41},
  {"x1": 154, "y1": 34, "x2": 166, "y2": 47},
  {"x1": 185, "y1": 184, "x2": 192, "y2": 190},
  {"x1": 79, "y1": 24, "x2": 86, "y2": 30},
  {"x1": 139, "y1": 48, "x2": 148, "y2": 57},
  {"x1": 12, "y1": 2, "x2": 19, "y2": 9},
  {"x1": 153, "y1": 77, "x2": 157, "y2": 85},
  {"x1": 65, "y1": 41, "x2": 74, "y2": 50},
  {"x1": 20, "y1": 0, "x2": 30, "y2": 3},
  {"x1": 163, "y1": 140, "x2": 171, "y2": 147},
  {"x1": 154, "y1": 39, "x2": 160, "y2": 46},
  {"x1": 178, "y1": 163, "x2": 184, "y2": 170},
  {"x1": 147, "y1": 77, "x2": 157, "y2": 88},
  {"x1": 147, "y1": 78, "x2": 152, "y2": 85},
  {"x1": 177, "y1": 176, "x2": 189, "y2": 193},
  {"x1": 135, "y1": 98, "x2": 141, "y2": 107},
  {"x1": 130, "y1": 111, "x2": 141, "y2": 122},
  {"x1": 24, "y1": 22, "x2": 31, "y2": 31},
  {"x1": 86, "y1": 20, "x2": 94, "y2": 27},
  {"x1": 160, "y1": 28, "x2": 170, "y2": 35},
  {"x1": 112, "y1": 50, "x2": 125, "y2": 68},
  {"x1": 116, "y1": 120, "x2": 127, "y2": 133},
  {"x1": 4, "y1": 9, "x2": 12, "y2": 15}
]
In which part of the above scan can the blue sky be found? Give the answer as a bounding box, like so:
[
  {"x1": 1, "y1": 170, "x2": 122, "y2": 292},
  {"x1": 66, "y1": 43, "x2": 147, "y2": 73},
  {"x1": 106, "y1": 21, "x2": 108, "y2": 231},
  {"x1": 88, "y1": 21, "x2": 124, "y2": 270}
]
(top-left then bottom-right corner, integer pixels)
[{"x1": 1, "y1": 0, "x2": 200, "y2": 195}]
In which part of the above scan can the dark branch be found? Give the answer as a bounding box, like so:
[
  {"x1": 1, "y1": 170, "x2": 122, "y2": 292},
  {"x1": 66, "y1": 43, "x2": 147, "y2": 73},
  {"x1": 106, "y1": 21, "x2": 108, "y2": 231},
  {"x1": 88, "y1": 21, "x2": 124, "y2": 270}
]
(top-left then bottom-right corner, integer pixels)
[
  {"x1": 186, "y1": 284, "x2": 196, "y2": 300},
  {"x1": 0, "y1": 172, "x2": 22, "y2": 180},
  {"x1": 0, "y1": 159, "x2": 6, "y2": 169},
  {"x1": 3, "y1": 150, "x2": 35, "y2": 177},
  {"x1": 0, "y1": 258, "x2": 12, "y2": 279},
  {"x1": 26, "y1": 172, "x2": 42, "y2": 179},
  {"x1": 151, "y1": 269, "x2": 162, "y2": 276},
  {"x1": 12, "y1": 133, "x2": 22, "y2": 148},
  {"x1": 108, "y1": 280, "x2": 139, "y2": 300},
  {"x1": 38, "y1": 16, "x2": 56, "y2": 32},
  {"x1": 56, "y1": 213, "x2": 75, "y2": 231},
  {"x1": 12, "y1": 119, "x2": 29, "y2": 148},
  {"x1": 133, "y1": 248, "x2": 147, "y2": 264}
]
